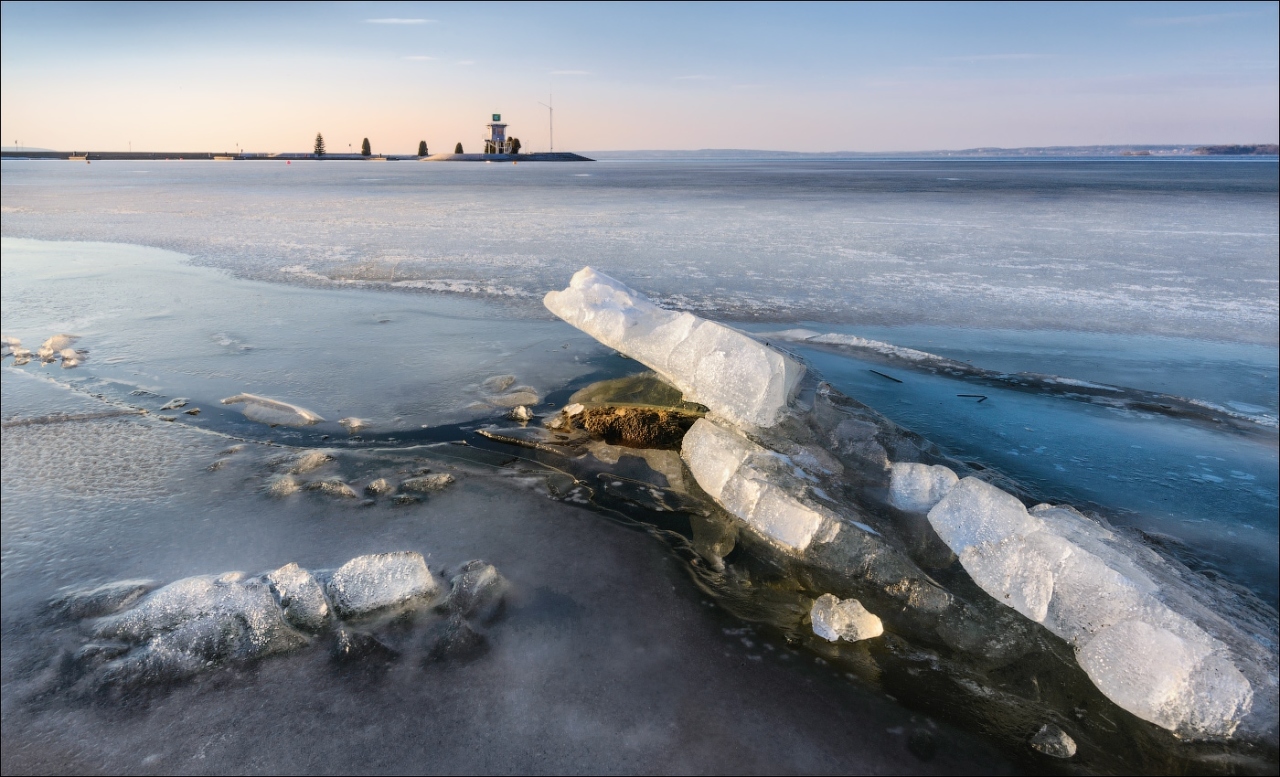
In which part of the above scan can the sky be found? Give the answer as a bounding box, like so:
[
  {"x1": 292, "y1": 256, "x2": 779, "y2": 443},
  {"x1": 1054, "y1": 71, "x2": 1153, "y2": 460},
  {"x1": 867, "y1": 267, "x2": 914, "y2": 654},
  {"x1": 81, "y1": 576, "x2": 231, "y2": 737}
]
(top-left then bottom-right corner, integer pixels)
[{"x1": 1, "y1": 1, "x2": 1276, "y2": 153}]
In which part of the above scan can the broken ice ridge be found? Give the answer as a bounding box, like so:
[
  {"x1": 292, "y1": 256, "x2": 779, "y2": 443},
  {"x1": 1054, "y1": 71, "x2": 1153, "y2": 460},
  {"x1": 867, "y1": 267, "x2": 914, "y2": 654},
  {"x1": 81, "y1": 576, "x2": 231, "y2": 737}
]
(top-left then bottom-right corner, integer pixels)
[
  {"x1": 544, "y1": 267, "x2": 804, "y2": 428},
  {"x1": 898, "y1": 466, "x2": 1256, "y2": 737},
  {"x1": 52, "y1": 552, "x2": 507, "y2": 688},
  {"x1": 543, "y1": 267, "x2": 1276, "y2": 742}
]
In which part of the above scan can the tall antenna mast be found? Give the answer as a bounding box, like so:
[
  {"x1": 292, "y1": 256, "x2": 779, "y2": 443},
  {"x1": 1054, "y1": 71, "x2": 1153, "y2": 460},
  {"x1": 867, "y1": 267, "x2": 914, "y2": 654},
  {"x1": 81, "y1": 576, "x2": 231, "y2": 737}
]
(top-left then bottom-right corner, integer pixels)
[{"x1": 538, "y1": 91, "x2": 554, "y2": 152}]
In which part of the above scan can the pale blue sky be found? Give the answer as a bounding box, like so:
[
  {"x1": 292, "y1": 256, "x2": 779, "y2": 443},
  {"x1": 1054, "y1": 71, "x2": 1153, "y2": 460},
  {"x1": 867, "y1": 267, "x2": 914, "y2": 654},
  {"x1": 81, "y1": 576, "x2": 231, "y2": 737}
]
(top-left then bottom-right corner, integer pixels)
[{"x1": 2, "y1": 1, "x2": 1276, "y2": 152}]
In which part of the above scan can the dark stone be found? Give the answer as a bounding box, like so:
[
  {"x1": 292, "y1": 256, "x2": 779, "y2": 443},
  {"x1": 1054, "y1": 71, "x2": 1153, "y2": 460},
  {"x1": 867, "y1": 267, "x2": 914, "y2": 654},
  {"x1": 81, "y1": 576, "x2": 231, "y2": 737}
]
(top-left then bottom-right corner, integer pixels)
[
  {"x1": 424, "y1": 615, "x2": 488, "y2": 662},
  {"x1": 445, "y1": 561, "x2": 507, "y2": 623},
  {"x1": 331, "y1": 628, "x2": 399, "y2": 663}
]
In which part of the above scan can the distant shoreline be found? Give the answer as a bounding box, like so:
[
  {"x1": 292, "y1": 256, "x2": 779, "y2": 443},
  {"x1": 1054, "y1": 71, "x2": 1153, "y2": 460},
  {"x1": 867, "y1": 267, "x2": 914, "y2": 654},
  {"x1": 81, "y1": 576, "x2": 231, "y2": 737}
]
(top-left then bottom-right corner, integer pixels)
[
  {"x1": 0, "y1": 151, "x2": 593, "y2": 162},
  {"x1": 584, "y1": 144, "x2": 1278, "y2": 159},
  {"x1": 3, "y1": 145, "x2": 1274, "y2": 162}
]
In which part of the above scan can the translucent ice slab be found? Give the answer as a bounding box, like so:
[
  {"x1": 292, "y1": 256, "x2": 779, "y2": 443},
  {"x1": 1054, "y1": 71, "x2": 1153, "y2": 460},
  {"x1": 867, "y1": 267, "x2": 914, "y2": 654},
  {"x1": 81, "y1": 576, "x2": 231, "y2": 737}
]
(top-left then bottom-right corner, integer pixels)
[{"x1": 545, "y1": 267, "x2": 804, "y2": 428}]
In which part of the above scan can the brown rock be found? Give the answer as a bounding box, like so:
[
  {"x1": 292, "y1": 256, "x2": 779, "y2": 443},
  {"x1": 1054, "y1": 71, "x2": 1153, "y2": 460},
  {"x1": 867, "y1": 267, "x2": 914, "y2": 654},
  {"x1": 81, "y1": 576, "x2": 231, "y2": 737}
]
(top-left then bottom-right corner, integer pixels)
[{"x1": 579, "y1": 405, "x2": 700, "y2": 449}]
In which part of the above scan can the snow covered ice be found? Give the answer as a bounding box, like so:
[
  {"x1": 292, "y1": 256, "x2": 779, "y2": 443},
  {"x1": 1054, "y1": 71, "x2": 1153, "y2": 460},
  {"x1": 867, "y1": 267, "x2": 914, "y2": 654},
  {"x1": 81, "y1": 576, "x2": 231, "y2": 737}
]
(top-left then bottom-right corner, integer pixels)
[
  {"x1": 545, "y1": 267, "x2": 804, "y2": 428},
  {"x1": 324, "y1": 552, "x2": 439, "y2": 618},
  {"x1": 51, "y1": 552, "x2": 500, "y2": 687}
]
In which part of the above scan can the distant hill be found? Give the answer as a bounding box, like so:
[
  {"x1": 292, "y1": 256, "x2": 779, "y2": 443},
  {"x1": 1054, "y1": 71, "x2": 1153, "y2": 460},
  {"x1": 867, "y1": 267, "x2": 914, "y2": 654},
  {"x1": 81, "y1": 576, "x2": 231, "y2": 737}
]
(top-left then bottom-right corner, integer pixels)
[
  {"x1": 1192, "y1": 145, "x2": 1279, "y2": 155},
  {"x1": 587, "y1": 145, "x2": 1277, "y2": 159}
]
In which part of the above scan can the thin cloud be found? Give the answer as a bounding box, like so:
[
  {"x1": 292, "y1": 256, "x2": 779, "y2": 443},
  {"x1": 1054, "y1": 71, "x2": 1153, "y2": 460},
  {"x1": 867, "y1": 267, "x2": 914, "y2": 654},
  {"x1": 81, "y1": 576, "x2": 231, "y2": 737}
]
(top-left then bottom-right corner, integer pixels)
[
  {"x1": 1136, "y1": 11, "x2": 1259, "y2": 26},
  {"x1": 365, "y1": 18, "x2": 436, "y2": 24},
  {"x1": 551, "y1": 70, "x2": 590, "y2": 76},
  {"x1": 943, "y1": 53, "x2": 1042, "y2": 63},
  {"x1": 674, "y1": 74, "x2": 715, "y2": 81},
  {"x1": 403, "y1": 56, "x2": 436, "y2": 61}
]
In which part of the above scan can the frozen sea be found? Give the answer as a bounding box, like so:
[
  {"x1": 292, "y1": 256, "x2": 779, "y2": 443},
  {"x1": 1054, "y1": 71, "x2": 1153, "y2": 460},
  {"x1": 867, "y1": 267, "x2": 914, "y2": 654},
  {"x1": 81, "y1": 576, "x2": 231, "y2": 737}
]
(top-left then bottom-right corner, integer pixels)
[{"x1": 2, "y1": 157, "x2": 1277, "y2": 775}]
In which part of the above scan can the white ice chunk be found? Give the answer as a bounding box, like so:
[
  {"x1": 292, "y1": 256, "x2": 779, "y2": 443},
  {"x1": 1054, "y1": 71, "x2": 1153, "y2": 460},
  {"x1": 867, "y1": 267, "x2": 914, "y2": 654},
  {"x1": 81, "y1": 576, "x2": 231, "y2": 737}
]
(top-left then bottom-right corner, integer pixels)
[
  {"x1": 888, "y1": 462, "x2": 958, "y2": 513},
  {"x1": 925, "y1": 475, "x2": 1253, "y2": 736},
  {"x1": 810, "y1": 594, "x2": 884, "y2": 642},
  {"x1": 266, "y1": 562, "x2": 331, "y2": 633},
  {"x1": 93, "y1": 572, "x2": 305, "y2": 659},
  {"x1": 221, "y1": 393, "x2": 324, "y2": 426},
  {"x1": 58, "y1": 348, "x2": 85, "y2": 368},
  {"x1": 545, "y1": 268, "x2": 804, "y2": 428},
  {"x1": 37, "y1": 333, "x2": 77, "y2": 360},
  {"x1": 926, "y1": 476, "x2": 1039, "y2": 551},
  {"x1": 682, "y1": 419, "x2": 836, "y2": 552},
  {"x1": 959, "y1": 530, "x2": 1072, "y2": 622},
  {"x1": 338, "y1": 417, "x2": 368, "y2": 433},
  {"x1": 325, "y1": 552, "x2": 439, "y2": 618}
]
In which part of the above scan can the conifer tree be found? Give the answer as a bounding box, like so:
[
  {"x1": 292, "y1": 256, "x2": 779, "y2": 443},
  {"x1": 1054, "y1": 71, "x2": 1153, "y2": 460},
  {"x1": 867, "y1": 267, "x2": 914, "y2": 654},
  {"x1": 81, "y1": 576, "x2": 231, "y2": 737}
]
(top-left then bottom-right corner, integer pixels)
[
  {"x1": 361, "y1": 138, "x2": 371, "y2": 156},
  {"x1": 314, "y1": 133, "x2": 326, "y2": 156},
  {"x1": 418, "y1": 140, "x2": 428, "y2": 156},
  {"x1": 454, "y1": 142, "x2": 464, "y2": 154}
]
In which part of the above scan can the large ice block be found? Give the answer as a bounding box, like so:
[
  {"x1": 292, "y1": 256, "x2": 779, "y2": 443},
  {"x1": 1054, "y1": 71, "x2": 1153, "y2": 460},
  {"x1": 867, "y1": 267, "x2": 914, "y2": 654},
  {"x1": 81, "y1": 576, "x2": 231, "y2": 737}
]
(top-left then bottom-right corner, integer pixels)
[
  {"x1": 926, "y1": 476, "x2": 1252, "y2": 736},
  {"x1": 682, "y1": 419, "x2": 837, "y2": 552},
  {"x1": 325, "y1": 551, "x2": 439, "y2": 618},
  {"x1": 544, "y1": 268, "x2": 804, "y2": 428},
  {"x1": 888, "y1": 462, "x2": 959, "y2": 513}
]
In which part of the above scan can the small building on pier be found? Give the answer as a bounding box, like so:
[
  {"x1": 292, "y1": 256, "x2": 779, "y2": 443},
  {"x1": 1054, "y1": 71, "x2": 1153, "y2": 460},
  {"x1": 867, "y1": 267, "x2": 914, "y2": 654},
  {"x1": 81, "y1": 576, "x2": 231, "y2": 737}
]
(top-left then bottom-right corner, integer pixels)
[{"x1": 483, "y1": 114, "x2": 515, "y2": 154}]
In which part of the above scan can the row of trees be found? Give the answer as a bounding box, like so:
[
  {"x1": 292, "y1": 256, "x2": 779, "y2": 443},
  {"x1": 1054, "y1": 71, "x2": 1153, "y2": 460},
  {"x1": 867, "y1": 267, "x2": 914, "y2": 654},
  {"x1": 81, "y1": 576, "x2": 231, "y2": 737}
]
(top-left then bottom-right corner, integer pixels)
[
  {"x1": 313, "y1": 133, "x2": 524, "y2": 157},
  {"x1": 313, "y1": 134, "x2": 393, "y2": 156}
]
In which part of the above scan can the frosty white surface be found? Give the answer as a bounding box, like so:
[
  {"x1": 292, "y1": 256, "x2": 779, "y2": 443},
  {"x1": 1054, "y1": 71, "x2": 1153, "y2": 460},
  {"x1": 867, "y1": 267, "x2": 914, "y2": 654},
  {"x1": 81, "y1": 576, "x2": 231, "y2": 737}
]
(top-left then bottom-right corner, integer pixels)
[
  {"x1": 324, "y1": 551, "x2": 439, "y2": 618},
  {"x1": 888, "y1": 462, "x2": 959, "y2": 513},
  {"x1": 265, "y1": 562, "x2": 331, "y2": 632},
  {"x1": 92, "y1": 571, "x2": 309, "y2": 681},
  {"x1": 810, "y1": 594, "x2": 884, "y2": 642},
  {"x1": 681, "y1": 419, "x2": 836, "y2": 552},
  {"x1": 4, "y1": 160, "x2": 1274, "y2": 344},
  {"x1": 37, "y1": 334, "x2": 77, "y2": 360},
  {"x1": 221, "y1": 393, "x2": 325, "y2": 426},
  {"x1": 59, "y1": 553, "x2": 455, "y2": 687},
  {"x1": 545, "y1": 268, "x2": 804, "y2": 428},
  {"x1": 925, "y1": 475, "x2": 1253, "y2": 736}
]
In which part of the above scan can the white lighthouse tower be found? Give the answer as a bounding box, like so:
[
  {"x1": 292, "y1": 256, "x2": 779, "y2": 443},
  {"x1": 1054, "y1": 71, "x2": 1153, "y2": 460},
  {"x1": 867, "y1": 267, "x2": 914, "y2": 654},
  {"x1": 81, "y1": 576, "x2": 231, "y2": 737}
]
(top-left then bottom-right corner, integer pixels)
[{"x1": 483, "y1": 114, "x2": 512, "y2": 154}]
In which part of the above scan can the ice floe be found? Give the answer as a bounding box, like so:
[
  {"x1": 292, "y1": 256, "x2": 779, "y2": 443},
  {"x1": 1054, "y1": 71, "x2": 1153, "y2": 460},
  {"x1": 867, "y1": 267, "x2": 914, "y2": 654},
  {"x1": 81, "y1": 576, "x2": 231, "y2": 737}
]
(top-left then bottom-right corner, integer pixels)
[{"x1": 220, "y1": 393, "x2": 324, "y2": 426}]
